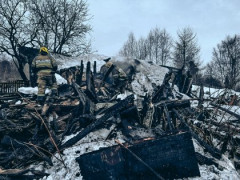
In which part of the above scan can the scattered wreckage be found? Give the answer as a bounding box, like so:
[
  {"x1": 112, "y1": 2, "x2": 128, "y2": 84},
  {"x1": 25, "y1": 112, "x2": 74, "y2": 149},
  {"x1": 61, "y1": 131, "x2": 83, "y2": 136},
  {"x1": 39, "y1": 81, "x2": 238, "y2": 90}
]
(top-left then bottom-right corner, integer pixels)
[{"x1": 0, "y1": 59, "x2": 240, "y2": 179}]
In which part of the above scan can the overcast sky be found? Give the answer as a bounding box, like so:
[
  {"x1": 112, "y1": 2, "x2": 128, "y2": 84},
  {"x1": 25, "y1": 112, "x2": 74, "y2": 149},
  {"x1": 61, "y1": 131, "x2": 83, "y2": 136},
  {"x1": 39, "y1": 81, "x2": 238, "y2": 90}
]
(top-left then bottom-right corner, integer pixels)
[{"x1": 88, "y1": 0, "x2": 240, "y2": 65}]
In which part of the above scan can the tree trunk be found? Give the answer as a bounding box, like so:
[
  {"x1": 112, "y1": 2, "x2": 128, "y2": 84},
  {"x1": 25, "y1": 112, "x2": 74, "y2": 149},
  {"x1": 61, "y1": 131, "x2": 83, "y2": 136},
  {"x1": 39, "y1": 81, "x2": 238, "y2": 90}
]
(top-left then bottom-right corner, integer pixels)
[{"x1": 17, "y1": 63, "x2": 28, "y2": 82}]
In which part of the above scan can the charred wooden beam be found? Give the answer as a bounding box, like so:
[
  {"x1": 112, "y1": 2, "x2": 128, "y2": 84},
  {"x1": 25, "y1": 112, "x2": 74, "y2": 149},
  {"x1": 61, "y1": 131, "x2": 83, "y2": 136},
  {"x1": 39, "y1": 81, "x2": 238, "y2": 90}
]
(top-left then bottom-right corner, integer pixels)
[
  {"x1": 100, "y1": 63, "x2": 114, "y2": 87},
  {"x1": 72, "y1": 82, "x2": 86, "y2": 107},
  {"x1": 210, "y1": 102, "x2": 240, "y2": 120},
  {"x1": 172, "y1": 108, "x2": 222, "y2": 159},
  {"x1": 61, "y1": 95, "x2": 134, "y2": 149},
  {"x1": 155, "y1": 99, "x2": 191, "y2": 110}
]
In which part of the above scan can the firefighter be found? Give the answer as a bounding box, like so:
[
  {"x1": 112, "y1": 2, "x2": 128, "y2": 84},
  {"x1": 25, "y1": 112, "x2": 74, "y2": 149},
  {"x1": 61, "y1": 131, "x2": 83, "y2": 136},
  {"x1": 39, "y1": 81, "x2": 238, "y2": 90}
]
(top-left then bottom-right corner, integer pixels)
[
  {"x1": 31, "y1": 47, "x2": 58, "y2": 104},
  {"x1": 100, "y1": 58, "x2": 127, "y2": 92}
]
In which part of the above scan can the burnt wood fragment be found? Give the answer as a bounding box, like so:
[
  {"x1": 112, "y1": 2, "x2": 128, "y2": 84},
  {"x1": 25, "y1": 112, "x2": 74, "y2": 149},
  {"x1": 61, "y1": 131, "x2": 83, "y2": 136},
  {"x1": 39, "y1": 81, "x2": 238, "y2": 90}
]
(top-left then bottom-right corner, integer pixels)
[
  {"x1": 63, "y1": 115, "x2": 96, "y2": 136},
  {"x1": 93, "y1": 61, "x2": 97, "y2": 77},
  {"x1": 173, "y1": 108, "x2": 222, "y2": 159},
  {"x1": 155, "y1": 99, "x2": 191, "y2": 109},
  {"x1": 210, "y1": 102, "x2": 240, "y2": 120},
  {"x1": 100, "y1": 63, "x2": 114, "y2": 87},
  {"x1": 61, "y1": 95, "x2": 134, "y2": 149},
  {"x1": 71, "y1": 82, "x2": 86, "y2": 113},
  {"x1": 195, "y1": 152, "x2": 221, "y2": 169},
  {"x1": 76, "y1": 132, "x2": 200, "y2": 180},
  {"x1": 163, "y1": 103, "x2": 174, "y2": 131},
  {"x1": 120, "y1": 105, "x2": 140, "y2": 123},
  {"x1": 198, "y1": 84, "x2": 204, "y2": 107},
  {"x1": 85, "y1": 61, "x2": 98, "y2": 103},
  {"x1": 116, "y1": 139, "x2": 165, "y2": 180},
  {"x1": 152, "y1": 71, "x2": 173, "y2": 103},
  {"x1": 0, "y1": 168, "x2": 49, "y2": 180},
  {"x1": 0, "y1": 135, "x2": 53, "y2": 168},
  {"x1": 76, "y1": 60, "x2": 84, "y2": 86}
]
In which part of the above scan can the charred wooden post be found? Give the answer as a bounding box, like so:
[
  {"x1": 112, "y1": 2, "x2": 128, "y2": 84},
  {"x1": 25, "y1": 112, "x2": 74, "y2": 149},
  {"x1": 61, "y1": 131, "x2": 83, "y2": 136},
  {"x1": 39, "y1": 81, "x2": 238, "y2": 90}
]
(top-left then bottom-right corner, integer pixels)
[
  {"x1": 85, "y1": 61, "x2": 98, "y2": 103},
  {"x1": 163, "y1": 103, "x2": 174, "y2": 131},
  {"x1": 93, "y1": 61, "x2": 97, "y2": 77},
  {"x1": 76, "y1": 60, "x2": 84, "y2": 86},
  {"x1": 142, "y1": 103, "x2": 154, "y2": 128},
  {"x1": 198, "y1": 84, "x2": 204, "y2": 107},
  {"x1": 61, "y1": 95, "x2": 134, "y2": 149}
]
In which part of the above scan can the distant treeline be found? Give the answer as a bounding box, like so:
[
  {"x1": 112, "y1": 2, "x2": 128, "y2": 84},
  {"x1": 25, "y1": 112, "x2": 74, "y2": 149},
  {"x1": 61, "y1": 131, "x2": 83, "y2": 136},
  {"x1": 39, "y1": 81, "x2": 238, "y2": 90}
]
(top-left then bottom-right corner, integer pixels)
[{"x1": 119, "y1": 27, "x2": 240, "y2": 90}]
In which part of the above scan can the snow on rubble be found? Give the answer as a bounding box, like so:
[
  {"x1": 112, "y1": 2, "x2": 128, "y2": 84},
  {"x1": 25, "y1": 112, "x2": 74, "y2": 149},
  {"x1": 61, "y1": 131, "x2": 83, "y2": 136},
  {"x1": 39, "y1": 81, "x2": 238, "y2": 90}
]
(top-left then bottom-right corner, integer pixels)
[{"x1": 18, "y1": 74, "x2": 67, "y2": 95}]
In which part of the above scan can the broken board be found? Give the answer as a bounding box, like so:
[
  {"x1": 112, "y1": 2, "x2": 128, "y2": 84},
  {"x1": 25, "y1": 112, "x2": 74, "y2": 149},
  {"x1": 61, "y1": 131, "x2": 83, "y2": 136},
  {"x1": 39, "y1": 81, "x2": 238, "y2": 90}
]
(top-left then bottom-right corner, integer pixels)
[{"x1": 76, "y1": 131, "x2": 200, "y2": 180}]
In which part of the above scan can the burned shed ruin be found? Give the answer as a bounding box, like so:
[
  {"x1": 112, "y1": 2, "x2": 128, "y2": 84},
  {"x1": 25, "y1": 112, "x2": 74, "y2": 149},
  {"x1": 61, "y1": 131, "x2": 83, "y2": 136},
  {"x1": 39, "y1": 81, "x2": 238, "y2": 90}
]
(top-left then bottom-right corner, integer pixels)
[{"x1": 0, "y1": 56, "x2": 240, "y2": 179}]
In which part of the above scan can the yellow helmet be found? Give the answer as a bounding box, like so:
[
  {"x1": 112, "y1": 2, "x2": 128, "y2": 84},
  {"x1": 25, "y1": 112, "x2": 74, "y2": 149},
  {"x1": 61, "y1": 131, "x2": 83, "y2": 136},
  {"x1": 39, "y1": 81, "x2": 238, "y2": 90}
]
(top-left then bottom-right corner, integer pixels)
[{"x1": 40, "y1": 47, "x2": 48, "y2": 54}]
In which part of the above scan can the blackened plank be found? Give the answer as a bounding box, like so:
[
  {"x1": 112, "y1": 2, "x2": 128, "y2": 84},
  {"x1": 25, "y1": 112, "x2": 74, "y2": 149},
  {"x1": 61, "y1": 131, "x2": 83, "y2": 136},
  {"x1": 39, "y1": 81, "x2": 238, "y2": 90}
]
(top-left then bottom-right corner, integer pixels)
[{"x1": 76, "y1": 132, "x2": 200, "y2": 180}]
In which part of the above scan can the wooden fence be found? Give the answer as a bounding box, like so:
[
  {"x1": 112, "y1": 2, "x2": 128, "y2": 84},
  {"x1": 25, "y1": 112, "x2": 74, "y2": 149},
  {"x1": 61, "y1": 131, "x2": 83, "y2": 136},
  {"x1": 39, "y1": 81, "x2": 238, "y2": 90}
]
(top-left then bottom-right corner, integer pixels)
[{"x1": 0, "y1": 80, "x2": 29, "y2": 94}]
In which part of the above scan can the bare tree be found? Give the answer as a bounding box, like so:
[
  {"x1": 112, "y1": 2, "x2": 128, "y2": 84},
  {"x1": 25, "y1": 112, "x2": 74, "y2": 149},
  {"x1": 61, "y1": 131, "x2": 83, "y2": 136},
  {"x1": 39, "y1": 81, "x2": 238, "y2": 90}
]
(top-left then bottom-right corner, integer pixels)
[
  {"x1": 29, "y1": 0, "x2": 92, "y2": 55},
  {"x1": 119, "y1": 32, "x2": 138, "y2": 58},
  {"x1": 145, "y1": 30, "x2": 154, "y2": 61},
  {"x1": 0, "y1": 0, "x2": 30, "y2": 81},
  {"x1": 136, "y1": 37, "x2": 148, "y2": 60},
  {"x1": 172, "y1": 27, "x2": 200, "y2": 68},
  {"x1": 119, "y1": 28, "x2": 172, "y2": 65},
  {"x1": 0, "y1": 0, "x2": 92, "y2": 81},
  {"x1": 208, "y1": 35, "x2": 240, "y2": 89},
  {"x1": 159, "y1": 29, "x2": 172, "y2": 65},
  {"x1": 146, "y1": 28, "x2": 172, "y2": 65}
]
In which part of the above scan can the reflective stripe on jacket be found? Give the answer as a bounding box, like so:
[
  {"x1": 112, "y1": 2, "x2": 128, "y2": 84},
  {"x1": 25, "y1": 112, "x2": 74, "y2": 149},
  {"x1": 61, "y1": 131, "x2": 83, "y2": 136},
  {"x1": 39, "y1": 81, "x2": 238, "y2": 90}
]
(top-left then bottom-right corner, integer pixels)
[{"x1": 32, "y1": 54, "x2": 57, "y2": 73}]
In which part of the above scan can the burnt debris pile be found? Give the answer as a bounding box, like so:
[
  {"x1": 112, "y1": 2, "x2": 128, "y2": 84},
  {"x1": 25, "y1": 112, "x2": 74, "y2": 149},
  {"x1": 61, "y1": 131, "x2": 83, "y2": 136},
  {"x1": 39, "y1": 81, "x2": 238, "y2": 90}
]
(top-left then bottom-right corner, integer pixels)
[{"x1": 0, "y1": 59, "x2": 240, "y2": 179}]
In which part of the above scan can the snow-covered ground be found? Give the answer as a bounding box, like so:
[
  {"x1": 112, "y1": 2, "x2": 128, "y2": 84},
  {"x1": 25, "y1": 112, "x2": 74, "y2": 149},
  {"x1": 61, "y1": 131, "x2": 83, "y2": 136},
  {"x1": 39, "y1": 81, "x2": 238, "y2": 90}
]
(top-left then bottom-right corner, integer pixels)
[
  {"x1": 192, "y1": 85, "x2": 240, "y2": 99},
  {"x1": 25, "y1": 54, "x2": 240, "y2": 180}
]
